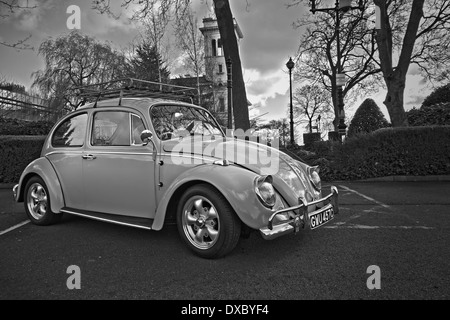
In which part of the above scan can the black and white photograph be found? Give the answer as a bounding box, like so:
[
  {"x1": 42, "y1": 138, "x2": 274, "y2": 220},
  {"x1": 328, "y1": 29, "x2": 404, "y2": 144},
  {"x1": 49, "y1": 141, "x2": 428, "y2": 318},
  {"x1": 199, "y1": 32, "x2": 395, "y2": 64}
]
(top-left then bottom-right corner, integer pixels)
[{"x1": 0, "y1": 0, "x2": 449, "y2": 307}]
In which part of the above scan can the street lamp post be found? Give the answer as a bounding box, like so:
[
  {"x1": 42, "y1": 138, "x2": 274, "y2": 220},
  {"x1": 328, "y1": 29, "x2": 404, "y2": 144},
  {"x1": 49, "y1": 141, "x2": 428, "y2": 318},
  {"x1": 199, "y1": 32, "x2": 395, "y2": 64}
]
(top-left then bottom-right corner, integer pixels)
[
  {"x1": 286, "y1": 57, "x2": 295, "y2": 145},
  {"x1": 310, "y1": 0, "x2": 364, "y2": 140}
]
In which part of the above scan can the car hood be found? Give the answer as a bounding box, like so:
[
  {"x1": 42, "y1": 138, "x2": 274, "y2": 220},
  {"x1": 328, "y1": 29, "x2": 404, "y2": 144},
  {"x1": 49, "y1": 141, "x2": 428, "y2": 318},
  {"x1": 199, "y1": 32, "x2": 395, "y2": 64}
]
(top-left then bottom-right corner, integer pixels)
[
  {"x1": 163, "y1": 136, "x2": 281, "y2": 173},
  {"x1": 162, "y1": 136, "x2": 316, "y2": 200}
]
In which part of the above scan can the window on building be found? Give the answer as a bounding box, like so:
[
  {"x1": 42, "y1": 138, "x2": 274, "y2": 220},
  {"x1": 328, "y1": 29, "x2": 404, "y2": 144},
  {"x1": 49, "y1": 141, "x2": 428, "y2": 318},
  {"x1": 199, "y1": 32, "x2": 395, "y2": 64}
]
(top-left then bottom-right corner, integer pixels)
[
  {"x1": 218, "y1": 97, "x2": 225, "y2": 113},
  {"x1": 218, "y1": 64, "x2": 223, "y2": 74},
  {"x1": 211, "y1": 39, "x2": 217, "y2": 57},
  {"x1": 217, "y1": 38, "x2": 223, "y2": 56}
]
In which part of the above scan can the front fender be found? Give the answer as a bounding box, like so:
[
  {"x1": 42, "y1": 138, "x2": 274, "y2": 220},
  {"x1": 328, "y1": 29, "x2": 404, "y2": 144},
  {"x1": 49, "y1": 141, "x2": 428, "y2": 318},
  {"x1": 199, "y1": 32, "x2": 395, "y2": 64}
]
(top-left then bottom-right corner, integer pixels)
[
  {"x1": 15, "y1": 157, "x2": 65, "y2": 213},
  {"x1": 152, "y1": 164, "x2": 274, "y2": 231}
]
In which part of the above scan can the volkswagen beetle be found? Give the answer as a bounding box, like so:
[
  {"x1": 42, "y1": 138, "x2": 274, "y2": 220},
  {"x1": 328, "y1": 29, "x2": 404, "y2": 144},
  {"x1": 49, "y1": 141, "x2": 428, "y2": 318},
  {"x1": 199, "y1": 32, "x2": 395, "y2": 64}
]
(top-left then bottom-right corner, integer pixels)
[{"x1": 12, "y1": 81, "x2": 338, "y2": 259}]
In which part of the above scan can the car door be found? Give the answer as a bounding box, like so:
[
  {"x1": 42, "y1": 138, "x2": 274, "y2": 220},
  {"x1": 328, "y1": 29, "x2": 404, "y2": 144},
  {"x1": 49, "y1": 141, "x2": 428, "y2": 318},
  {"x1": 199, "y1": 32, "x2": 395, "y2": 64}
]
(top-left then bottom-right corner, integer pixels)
[
  {"x1": 46, "y1": 112, "x2": 87, "y2": 209},
  {"x1": 82, "y1": 109, "x2": 157, "y2": 218}
]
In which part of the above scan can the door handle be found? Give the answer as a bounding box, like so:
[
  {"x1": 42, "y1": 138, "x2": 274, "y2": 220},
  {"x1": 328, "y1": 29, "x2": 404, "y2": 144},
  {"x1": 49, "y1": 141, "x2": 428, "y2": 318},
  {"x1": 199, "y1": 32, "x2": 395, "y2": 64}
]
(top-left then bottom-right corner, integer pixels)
[{"x1": 82, "y1": 154, "x2": 97, "y2": 160}]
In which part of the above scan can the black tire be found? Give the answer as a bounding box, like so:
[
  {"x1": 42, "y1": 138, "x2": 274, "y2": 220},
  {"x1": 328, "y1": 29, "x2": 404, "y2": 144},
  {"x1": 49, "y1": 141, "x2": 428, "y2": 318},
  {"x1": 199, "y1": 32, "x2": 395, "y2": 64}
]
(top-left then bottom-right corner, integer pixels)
[
  {"x1": 177, "y1": 184, "x2": 241, "y2": 259},
  {"x1": 24, "y1": 176, "x2": 62, "y2": 226}
]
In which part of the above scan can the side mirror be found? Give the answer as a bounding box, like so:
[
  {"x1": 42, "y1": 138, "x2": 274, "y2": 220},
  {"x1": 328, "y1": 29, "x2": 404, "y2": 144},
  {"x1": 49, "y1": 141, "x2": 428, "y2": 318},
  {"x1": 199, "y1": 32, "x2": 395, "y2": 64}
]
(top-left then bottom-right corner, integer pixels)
[{"x1": 140, "y1": 130, "x2": 153, "y2": 145}]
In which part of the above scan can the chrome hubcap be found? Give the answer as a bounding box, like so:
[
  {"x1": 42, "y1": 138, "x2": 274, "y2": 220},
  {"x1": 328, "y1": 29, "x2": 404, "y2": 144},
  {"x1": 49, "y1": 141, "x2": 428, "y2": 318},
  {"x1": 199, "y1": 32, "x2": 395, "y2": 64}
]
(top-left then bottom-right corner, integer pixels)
[
  {"x1": 27, "y1": 183, "x2": 48, "y2": 220},
  {"x1": 182, "y1": 196, "x2": 220, "y2": 250}
]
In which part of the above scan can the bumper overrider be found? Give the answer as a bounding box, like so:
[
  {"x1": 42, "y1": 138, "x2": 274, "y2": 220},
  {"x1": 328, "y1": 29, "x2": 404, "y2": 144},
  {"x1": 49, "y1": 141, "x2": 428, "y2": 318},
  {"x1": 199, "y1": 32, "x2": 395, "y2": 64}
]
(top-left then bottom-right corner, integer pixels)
[
  {"x1": 260, "y1": 186, "x2": 339, "y2": 240},
  {"x1": 13, "y1": 184, "x2": 18, "y2": 201}
]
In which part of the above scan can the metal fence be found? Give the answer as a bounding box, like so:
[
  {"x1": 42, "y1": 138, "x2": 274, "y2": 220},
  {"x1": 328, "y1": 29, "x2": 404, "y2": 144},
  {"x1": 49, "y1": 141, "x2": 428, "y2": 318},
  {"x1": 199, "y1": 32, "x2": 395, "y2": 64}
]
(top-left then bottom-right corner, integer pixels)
[{"x1": 0, "y1": 89, "x2": 56, "y2": 121}]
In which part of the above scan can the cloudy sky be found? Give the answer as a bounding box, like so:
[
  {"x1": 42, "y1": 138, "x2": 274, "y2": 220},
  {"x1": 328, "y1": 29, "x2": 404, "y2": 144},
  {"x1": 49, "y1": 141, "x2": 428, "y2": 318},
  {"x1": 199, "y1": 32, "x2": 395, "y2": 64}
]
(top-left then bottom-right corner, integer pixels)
[{"x1": 0, "y1": 0, "x2": 433, "y2": 126}]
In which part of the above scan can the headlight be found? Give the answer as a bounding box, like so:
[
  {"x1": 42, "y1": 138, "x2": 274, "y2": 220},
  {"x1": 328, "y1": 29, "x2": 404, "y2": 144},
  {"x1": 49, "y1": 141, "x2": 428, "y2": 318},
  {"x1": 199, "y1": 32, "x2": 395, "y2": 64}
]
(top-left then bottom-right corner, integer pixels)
[
  {"x1": 308, "y1": 166, "x2": 321, "y2": 191},
  {"x1": 255, "y1": 175, "x2": 276, "y2": 208}
]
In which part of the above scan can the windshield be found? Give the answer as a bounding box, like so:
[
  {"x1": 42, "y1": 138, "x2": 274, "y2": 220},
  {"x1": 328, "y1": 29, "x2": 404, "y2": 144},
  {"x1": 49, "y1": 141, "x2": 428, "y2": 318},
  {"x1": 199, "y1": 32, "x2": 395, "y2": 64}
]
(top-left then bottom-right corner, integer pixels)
[{"x1": 150, "y1": 105, "x2": 224, "y2": 140}]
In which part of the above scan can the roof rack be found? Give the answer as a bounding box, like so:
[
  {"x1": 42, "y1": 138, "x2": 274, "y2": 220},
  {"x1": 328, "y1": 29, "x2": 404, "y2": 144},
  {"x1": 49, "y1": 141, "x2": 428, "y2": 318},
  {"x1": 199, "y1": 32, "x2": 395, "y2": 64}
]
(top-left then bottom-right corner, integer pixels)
[{"x1": 75, "y1": 78, "x2": 199, "y2": 106}]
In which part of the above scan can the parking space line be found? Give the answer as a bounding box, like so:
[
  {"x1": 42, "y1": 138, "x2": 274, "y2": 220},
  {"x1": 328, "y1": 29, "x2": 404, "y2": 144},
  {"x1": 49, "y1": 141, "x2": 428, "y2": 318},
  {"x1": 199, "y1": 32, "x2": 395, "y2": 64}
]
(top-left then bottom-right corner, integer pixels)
[
  {"x1": 333, "y1": 186, "x2": 434, "y2": 230},
  {"x1": 338, "y1": 185, "x2": 391, "y2": 209},
  {"x1": 0, "y1": 220, "x2": 30, "y2": 236}
]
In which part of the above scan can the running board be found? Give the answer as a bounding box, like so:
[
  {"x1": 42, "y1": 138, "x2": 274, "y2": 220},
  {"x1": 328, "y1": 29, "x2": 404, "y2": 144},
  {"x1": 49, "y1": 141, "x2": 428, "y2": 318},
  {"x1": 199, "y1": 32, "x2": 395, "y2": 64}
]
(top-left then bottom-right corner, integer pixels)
[{"x1": 61, "y1": 207, "x2": 153, "y2": 230}]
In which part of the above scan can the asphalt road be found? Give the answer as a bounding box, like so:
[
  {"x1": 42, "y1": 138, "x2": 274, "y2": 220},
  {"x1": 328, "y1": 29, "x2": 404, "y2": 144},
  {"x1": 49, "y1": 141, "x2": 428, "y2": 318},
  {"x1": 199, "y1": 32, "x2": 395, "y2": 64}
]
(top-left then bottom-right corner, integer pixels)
[{"x1": 0, "y1": 181, "x2": 449, "y2": 302}]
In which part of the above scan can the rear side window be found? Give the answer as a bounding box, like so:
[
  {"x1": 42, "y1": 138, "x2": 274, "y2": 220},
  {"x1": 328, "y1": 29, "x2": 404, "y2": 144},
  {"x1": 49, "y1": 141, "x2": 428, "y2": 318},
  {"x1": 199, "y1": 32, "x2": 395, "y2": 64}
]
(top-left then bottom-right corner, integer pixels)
[{"x1": 51, "y1": 113, "x2": 87, "y2": 147}]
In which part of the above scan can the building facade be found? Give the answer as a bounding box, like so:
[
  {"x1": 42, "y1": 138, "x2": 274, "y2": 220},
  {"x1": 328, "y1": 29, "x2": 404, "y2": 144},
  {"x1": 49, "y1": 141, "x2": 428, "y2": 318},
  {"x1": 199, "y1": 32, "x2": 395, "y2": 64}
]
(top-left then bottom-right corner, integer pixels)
[
  {"x1": 171, "y1": 16, "x2": 246, "y2": 127},
  {"x1": 199, "y1": 17, "x2": 244, "y2": 124}
]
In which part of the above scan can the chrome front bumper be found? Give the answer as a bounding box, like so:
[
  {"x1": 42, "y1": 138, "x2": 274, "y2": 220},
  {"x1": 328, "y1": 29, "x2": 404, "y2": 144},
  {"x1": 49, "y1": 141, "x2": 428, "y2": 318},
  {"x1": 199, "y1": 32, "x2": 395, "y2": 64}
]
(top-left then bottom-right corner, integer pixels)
[{"x1": 259, "y1": 186, "x2": 339, "y2": 240}]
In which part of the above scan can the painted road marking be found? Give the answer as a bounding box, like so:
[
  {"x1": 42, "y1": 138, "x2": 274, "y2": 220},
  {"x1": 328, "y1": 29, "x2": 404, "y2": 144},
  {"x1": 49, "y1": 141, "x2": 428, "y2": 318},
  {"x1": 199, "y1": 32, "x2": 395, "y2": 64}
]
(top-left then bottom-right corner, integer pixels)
[
  {"x1": 338, "y1": 185, "x2": 391, "y2": 209},
  {"x1": 330, "y1": 185, "x2": 433, "y2": 229},
  {"x1": 0, "y1": 220, "x2": 30, "y2": 236}
]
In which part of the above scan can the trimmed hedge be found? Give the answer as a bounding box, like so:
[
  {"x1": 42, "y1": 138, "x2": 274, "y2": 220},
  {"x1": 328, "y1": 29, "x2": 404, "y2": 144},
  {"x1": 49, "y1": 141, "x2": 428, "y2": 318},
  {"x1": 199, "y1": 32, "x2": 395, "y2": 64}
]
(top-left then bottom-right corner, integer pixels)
[
  {"x1": 422, "y1": 83, "x2": 450, "y2": 108},
  {"x1": 0, "y1": 136, "x2": 46, "y2": 183},
  {"x1": 407, "y1": 102, "x2": 450, "y2": 126},
  {"x1": 347, "y1": 98, "x2": 390, "y2": 138},
  {"x1": 304, "y1": 126, "x2": 450, "y2": 181},
  {"x1": 2, "y1": 127, "x2": 450, "y2": 184},
  {"x1": 0, "y1": 117, "x2": 55, "y2": 135}
]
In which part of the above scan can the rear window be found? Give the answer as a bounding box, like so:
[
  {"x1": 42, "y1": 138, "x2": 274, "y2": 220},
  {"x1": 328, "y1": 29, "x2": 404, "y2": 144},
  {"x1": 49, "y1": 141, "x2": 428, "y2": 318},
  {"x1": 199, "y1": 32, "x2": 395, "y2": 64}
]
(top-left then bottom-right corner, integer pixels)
[{"x1": 51, "y1": 113, "x2": 87, "y2": 147}]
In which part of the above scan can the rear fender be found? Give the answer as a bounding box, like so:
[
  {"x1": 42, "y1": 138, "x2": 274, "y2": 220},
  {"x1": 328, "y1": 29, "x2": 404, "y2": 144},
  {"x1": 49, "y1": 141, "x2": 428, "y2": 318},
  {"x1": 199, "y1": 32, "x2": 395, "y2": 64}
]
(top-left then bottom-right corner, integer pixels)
[{"x1": 15, "y1": 157, "x2": 65, "y2": 213}]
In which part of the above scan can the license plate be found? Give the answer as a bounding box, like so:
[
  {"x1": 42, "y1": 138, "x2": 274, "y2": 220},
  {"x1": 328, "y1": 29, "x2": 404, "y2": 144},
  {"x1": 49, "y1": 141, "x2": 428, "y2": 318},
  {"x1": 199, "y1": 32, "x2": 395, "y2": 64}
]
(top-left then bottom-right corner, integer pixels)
[{"x1": 309, "y1": 206, "x2": 334, "y2": 230}]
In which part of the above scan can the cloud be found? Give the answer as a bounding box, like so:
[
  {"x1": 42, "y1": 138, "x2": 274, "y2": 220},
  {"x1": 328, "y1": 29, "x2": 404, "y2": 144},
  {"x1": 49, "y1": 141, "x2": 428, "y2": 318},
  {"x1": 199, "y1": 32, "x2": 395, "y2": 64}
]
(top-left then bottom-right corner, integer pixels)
[
  {"x1": 84, "y1": 4, "x2": 138, "y2": 37},
  {"x1": 407, "y1": 64, "x2": 421, "y2": 76},
  {"x1": 12, "y1": 0, "x2": 55, "y2": 31},
  {"x1": 245, "y1": 68, "x2": 289, "y2": 103},
  {"x1": 246, "y1": 73, "x2": 283, "y2": 96},
  {"x1": 405, "y1": 94, "x2": 425, "y2": 107},
  {"x1": 404, "y1": 74, "x2": 432, "y2": 110},
  {"x1": 254, "y1": 91, "x2": 290, "y2": 123}
]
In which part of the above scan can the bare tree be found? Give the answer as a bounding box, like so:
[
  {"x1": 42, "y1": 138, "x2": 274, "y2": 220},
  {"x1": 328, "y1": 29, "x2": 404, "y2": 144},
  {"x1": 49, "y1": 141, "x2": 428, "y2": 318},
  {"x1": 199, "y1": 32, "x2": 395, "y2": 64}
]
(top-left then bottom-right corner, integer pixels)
[
  {"x1": 93, "y1": 0, "x2": 186, "y2": 84},
  {"x1": 374, "y1": 0, "x2": 450, "y2": 126},
  {"x1": 293, "y1": 84, "x2": 333, "y2": 134},
  {"x1": 92, "y1": 0, "x2": 251, "y2": 131},
  {"x1": 291, "y1": 0, "x2": 382, "y2": 131},
  {"x1": 174, "y1": 4, "x2": 205, "y2": 104},
  {"x1": 293, "y1": 0, "x2": 450, "y2": 127},
  {"x1": 140, "y1": 2, "x2": 174, "y2": 86},
  {"x1": 32, "y1": 31, "x2": 129, "y2": 110}
]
